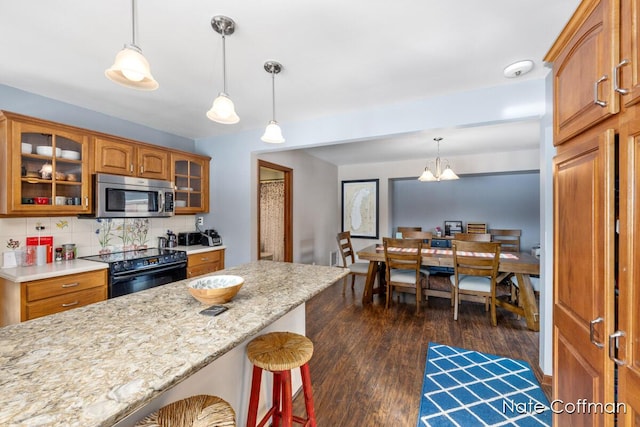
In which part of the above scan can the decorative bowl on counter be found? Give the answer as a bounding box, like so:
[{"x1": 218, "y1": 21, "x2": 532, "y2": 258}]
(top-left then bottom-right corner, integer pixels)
[{"x1": 187, "y1": 275, "x2": 244, "y2": 304}]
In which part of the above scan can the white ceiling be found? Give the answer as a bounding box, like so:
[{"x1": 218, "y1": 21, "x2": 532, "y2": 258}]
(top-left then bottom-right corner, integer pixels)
[{"x1": 0, "y1": 0, "x2": 579, "y2": 164}]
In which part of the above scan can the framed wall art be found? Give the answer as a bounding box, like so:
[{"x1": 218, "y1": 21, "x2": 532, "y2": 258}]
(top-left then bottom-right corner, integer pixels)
[{"x1": 341, "y1": 179, "x2": 379, "y2": 239}]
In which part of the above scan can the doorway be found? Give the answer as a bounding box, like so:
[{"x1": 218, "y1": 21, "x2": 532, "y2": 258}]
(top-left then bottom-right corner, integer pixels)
[{"x1": 257, "y1": 160, "x2": 292, "y2": 262}]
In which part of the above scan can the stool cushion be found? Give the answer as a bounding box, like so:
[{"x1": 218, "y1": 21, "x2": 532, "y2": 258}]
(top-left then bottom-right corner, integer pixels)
[
  {"x1": 135, "y1": 394, "x2": 235, "y2": 427},
  {"x1": 246, "y1": 331, "x2": 313, "y2": 372}
]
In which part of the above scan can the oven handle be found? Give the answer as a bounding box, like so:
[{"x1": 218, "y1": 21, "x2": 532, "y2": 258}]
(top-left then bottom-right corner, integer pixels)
[{"x1": 111, "y1": 262, "x2": 187, "y2": 281}]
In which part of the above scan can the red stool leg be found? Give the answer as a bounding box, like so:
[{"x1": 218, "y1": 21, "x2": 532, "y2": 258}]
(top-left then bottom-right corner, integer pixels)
[
  {"x1": 272, "y1": 372, "x2": 282, "y2": 427},
  {"x1": 247, "y1": 365, "x2": 263, "y2": 427},
  {"x1": 280, "y1": 370, "x2": 293, "y2": 427},
  {"x1": 300, "y1": 363, "x2": 317, "y2": 427}
]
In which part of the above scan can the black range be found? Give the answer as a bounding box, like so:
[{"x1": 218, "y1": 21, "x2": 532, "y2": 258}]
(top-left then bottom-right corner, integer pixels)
[{"x1": 82, "y1": 248, "x2": 187, "y2": 299}]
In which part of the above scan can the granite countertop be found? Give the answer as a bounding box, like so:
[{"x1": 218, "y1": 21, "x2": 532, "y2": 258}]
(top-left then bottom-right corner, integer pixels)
[
  {"x1": 0, "y1": 259, "x2": 108, "y2": 282},
  {"x1": 0, "y1": 246, "x2": 224, "y2": 283},
  {"x1": 0, "y1": 261, "x2": 348, "y2": 427}
]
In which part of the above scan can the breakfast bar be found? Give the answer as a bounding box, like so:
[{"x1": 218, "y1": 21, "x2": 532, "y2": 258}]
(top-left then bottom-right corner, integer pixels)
[{"x1": 0, "y1": 261, "x2": 348, "y2": 426}]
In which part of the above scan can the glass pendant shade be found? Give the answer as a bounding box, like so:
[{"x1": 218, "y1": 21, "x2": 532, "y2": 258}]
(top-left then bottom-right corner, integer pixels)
[
  {"x1": 439, "y1": 165, "x2": 459, "y2": 180},
  {"x1": 261, "y1": 120, "x2": 285, "y2": 143},
  {"x1": 105, "y1": 45, "x2": 158, "y2": 90},
  {"x1": 418, "y1": 168, "x2": 436, "y2": 182},
  {"x1": 206, "y1": 93, "x2": 240, "y2": 124}
]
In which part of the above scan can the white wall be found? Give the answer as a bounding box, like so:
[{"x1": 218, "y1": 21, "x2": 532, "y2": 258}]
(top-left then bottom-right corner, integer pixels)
[{"x1": 256, "y1": 150, "x2": 339, "y2": 265}]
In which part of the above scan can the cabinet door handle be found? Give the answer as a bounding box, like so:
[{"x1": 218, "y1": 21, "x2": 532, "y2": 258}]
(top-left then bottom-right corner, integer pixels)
[
  {"x1": 140, "y1": 165, "x2": 144, "y2": 174},
  {"x1": 590, "y1": 316, "x2": 604, "y2": 348},
  {"x1": 130, "y1": 164, "x2": 134, "y2": 173},
  {"x1": 608, "y1": 330, "x2": 626, "y2": 365},
  {"x1": 614, "y1": 59, "x2": 630, "y2": 95},
  {"x1": 201, "y1": 257, "x2": 210, "y2": 261},
  {"x1": 85, "y1": 196, "x2": 89, "y2": 207},
  {"x1": 61, "y1": 282, "x2": 79, "y2": 288},
  {"x1": 593, "y1": 75, "x2": 608, "y2": 107},
  {"x1": 61, "y1": 301, "x2": 79, "y2": 307}
]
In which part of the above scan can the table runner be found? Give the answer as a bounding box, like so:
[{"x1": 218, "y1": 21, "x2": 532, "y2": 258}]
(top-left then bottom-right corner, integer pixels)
[{"x1": 375, "y1": 245, "x2": 519, "y2": 259}]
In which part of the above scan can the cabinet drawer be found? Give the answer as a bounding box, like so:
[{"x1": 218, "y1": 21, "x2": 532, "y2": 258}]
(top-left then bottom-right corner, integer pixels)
[
  {"x1": 25, "y1": 270, "x2": 107, "y2": 302},
  {"x1": 25, "y1": 286, "x2": 107, "y2": 320},
  {"x1": 187, "y1": 262, "x2": 222, "y2": 278},
  {"x1": 188, "y1": 250, "x2": 222, "y2": 268}
]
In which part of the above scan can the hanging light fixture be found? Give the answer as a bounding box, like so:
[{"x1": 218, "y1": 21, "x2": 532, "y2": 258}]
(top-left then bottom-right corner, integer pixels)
[
  {"x1": 206, "y1": 15, "x2": 239, "y2": 124},
  {"x1": 105, "y1": 0, "x2": 158, "y2": 90},
  {"x1": 261, "y1": 61, "x2": 285, "y2": 143},
  {"x1": 418, "y1": 137, "x2": 459, "y2": 182}
]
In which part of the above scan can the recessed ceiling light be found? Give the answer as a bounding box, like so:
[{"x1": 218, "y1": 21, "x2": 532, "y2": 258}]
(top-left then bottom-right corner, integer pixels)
[{"x1": 503, "y1": 60, "x2": 534, "y2": 78}]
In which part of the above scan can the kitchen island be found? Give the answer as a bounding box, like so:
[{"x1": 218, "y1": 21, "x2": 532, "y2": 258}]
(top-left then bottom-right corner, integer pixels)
[{"x1": 0, "y1": 261, "x2": 348, "y2": 426}]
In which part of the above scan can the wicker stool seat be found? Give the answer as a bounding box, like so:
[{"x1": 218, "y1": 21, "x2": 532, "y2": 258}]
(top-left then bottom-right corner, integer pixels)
[
  {"x1": 246, "y1": 331, "x2": 317, "y2": 427},
  {"x1": 135, "y1": 394, "x2": 236, "y2": 427}
]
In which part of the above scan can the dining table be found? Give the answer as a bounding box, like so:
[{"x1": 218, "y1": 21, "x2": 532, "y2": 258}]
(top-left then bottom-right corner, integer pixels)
[{"x1": 356, "y1": 243, "x2": 541, "y2": 331}]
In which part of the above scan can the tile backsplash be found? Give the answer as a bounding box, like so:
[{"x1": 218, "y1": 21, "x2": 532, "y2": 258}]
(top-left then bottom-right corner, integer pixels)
[{"x1": 0, "y1": 215, "x2": 199, "y2": 258}]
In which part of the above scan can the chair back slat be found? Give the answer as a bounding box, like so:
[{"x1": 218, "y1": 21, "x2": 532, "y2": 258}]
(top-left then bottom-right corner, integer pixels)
[
  {"x1": 489, "y1": 229, "x2": 521, "y2": 252},
  {"x1": 336, "y1": 231, "x2": 356, "y2": 266},
  {"x1": 401, "y1": 231, "x2": 433, "y2": 248},
  {"x1": 454, "y1": 232, "x2": 491, "y2": 242}
]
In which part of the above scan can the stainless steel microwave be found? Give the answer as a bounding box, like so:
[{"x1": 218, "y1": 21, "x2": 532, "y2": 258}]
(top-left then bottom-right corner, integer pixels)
[{"x1": 91, "y1": 173, "x2": 175, "y2": 218}]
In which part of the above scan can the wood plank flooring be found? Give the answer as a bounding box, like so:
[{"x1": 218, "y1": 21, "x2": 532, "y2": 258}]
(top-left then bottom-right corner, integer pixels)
[{"x1": 292, "y1": 274, "x2": 546, "y2": 426}]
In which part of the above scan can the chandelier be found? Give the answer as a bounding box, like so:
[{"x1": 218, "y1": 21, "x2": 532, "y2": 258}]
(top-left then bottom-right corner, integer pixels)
[{"x1": 418, "y1": 137, "x2": 459, "y2": 182}]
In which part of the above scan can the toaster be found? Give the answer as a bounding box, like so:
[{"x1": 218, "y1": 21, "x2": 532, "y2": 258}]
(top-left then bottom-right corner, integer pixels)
[{"x1": 178, "y1": 231, "x2": 203, "y2": 246}]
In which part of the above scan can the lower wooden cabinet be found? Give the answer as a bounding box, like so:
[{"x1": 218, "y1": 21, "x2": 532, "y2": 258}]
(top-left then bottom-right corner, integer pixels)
[
  {"x1": 187, "y1": 249, "x2": 225, "y2": 278},
  {"x1": 0, "y1": 269, "x2": 107, "y2": 326}
]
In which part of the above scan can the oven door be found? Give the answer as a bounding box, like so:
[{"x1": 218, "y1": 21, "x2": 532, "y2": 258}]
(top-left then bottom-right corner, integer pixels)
[{"x1": 109, "y1": 262, "x2": 187, "y2": 299}]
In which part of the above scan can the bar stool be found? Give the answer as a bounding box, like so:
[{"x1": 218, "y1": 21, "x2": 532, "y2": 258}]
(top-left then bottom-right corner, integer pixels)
[
  {"x1": 246, "y1": 331, "x2": 316, "y2": 427},
  {"x1": 135, "y1": 394, "x2": 236, "y2": 426}
]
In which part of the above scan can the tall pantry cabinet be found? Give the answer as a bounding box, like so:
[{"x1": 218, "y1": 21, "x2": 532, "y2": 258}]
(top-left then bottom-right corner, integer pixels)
[{"x1": 545, "y1": 0, "x2": 640, "y2": 425}]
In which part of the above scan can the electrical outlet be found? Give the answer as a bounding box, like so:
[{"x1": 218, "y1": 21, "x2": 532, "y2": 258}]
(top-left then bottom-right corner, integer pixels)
[{"x1": 196, "y1": 216, "x2": 204, "y2": 226}]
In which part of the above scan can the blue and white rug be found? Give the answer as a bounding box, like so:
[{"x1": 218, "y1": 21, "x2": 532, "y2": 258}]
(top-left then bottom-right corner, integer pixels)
[{"x1": 417, "y1": 343, "x2": 551, "y2": 426}]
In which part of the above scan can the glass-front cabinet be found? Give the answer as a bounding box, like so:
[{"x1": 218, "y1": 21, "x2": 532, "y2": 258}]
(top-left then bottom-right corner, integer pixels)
[
  {"x1": 0, "y1": 111, "x2": 90, "y2": 215},
  {"x1": 171, "y1": 152, "x2": 210, "y2": 214}
]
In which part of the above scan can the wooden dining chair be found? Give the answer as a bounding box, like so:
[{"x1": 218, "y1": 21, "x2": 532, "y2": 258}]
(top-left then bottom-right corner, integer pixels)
[
  {"x1": 383, "y1": 237, "x2": 428, "y2": 315},
  {"x1": 489, "y1": 229, "x2": 521, "y2": 252},
  {"x1": 397, "y1": 226, "x2": 422, "y2": 236},
  {"x1": 453, "y1": 232, "x2": 491, "y2": 242},
  {"x1": 336, "y1": 231, "x2": 372, "y2": 294},
  {"x1": 449, "y1": 240, "x2": 501, "y2": 326},
  {"x1": 401, "y1": 230, "x2": 432, "y2": 247}
]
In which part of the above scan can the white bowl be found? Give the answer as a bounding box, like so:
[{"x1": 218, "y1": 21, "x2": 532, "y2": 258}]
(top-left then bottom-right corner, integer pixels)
[
  {"x1": 60, "y1": 150, "x2": 80, "y2": 160},
  {"x1": 35, "y1": 146, "x2": 62, "y2": 157},
  {"x1": 21, "y1": 143, "x2": 32, "y2": 154},
  {"x1": 188, "y1": 275, "x2": 244, "y2": 304},
  {"x1": 175, "y1": 200, "x2": 187, "y2": 207}
]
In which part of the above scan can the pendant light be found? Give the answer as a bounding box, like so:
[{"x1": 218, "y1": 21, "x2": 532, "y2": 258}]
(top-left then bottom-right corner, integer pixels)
[
  {"x1": 261, "y1": 61, "x2": 285, "y2": 143},
  {"x1": 206, "y1": 15, "x2": 239, "y2": 124},
  {"x1": 418, "y1": 137, "x2": 459, "y2": 182},
  {"x1": 105, "y1": 0, "x2": 158, "y2": 90}
]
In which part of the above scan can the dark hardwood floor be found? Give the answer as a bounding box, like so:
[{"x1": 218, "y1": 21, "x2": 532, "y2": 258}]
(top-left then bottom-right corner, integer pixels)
[{"x1": 293, "y1": 274, "x2": 546, "y2": 426}]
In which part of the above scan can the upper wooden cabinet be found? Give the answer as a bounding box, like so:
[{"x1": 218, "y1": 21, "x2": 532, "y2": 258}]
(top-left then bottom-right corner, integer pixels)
[
  {"x1": 0, "y1": 111, "x2": 91, "y2": 215},
  {"x1": 94, "y1": 136, "x2": 169, "y2": 180},
  {"x1": 619, "y1": 0, "x2": 640, "y2": 107},
  {"x1": 171, "y1": 152, "x2": 210, "y2": 213},
  {"x1": 545, "y1": 0, "x2": 619, "y2": 145}
]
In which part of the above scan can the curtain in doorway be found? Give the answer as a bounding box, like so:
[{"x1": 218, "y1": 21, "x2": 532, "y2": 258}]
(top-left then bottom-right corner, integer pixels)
[{"x1": 260, "y1": 181, "x2": 285, "y2": 261}]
